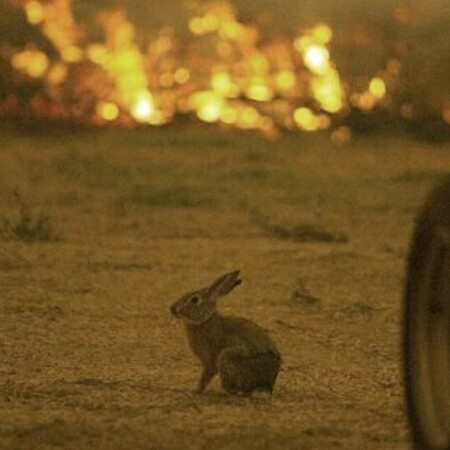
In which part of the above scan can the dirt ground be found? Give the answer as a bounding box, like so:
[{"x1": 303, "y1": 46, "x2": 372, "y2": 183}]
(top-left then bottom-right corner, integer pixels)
[{"x1": 0, "y1": 126, "x2": 449, "y2": 449}]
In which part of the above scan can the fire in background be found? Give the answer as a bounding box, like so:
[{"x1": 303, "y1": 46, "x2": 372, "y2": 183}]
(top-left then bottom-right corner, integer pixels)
[{"x1": 1, "y1": 0, "x2": 449, "y2": 140}]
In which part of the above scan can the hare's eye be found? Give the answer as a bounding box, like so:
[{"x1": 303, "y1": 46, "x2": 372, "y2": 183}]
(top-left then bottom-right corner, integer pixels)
[{"x1": 190, "y1": 295, "x2": 201, "y2": 305}]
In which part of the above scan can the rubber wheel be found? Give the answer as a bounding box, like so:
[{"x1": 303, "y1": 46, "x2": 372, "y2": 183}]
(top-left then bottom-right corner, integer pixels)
[{"x1": 404, "y1": 178, "x2": 450, "y2": 450}]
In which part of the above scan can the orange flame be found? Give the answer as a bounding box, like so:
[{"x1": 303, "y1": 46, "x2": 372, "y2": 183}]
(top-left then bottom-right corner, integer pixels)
[
  {"x1": 294, "y1": 24, "x2": 345, "y2": 115},
  {"x1": 2, "y1": 0, "x2": 411, "y2": 137}
]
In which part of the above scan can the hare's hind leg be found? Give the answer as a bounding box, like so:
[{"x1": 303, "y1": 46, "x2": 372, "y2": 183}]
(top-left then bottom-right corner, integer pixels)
[
  {"x1": 218, "y1": 346, "x2": 256, "y2": 394},
  {"x1": 253, "y1": 351, "x2": 282, "y2": 393},
  {"x1": 218, "y1": 348, "x2": 281, "y2": 395}
]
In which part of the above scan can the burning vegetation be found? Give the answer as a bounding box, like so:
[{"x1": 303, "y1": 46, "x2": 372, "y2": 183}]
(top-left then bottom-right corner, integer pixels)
[{"x1": 1, "y1": 0, "x2": 449, "y2": 140}]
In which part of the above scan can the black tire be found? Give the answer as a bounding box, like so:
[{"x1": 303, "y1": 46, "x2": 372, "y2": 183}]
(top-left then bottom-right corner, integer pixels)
[{"x1": 404, "y1": 177, "x2": 450, "y2": 450}]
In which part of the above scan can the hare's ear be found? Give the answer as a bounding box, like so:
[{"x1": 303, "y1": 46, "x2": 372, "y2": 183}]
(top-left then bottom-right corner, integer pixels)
[{"x1": 207, "y1": 270, "x2": 242, "y2": 299}]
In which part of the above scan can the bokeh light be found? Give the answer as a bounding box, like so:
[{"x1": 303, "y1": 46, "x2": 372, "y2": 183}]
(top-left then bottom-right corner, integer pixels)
[{"x1": 1, "y1": 0, "x2": 447, "y2": 138}]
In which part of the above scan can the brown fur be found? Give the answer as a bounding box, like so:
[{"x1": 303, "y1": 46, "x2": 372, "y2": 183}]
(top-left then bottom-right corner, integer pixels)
[{"x1": 171, "y1": 271, "x2": 281, "y2": 394}]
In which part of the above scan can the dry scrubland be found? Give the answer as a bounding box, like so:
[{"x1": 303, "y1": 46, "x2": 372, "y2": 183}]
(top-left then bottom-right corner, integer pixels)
[{"x1": 0, "y1": 124, "x2": 450, "y2": 449}]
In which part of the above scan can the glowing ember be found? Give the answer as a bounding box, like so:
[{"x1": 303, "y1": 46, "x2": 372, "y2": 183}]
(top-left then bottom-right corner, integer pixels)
[
  {"x1": 39, "y1": 0, "x2": 83, "y2": 63},
  {"x1": 369, "y1": 77, "x2": 386, "y2": 99},
  {"x1": 47, "y1": 63, "x2": 67, "y2": 85},
  {"x1": 294, "y1": 107, "x2": 321, "y2": 131},
  {"x1": 311, "y1": 70, "x2": 344, "y2": 113},
  {"x1": 220, "y1": 105, "x2": 238, "y2": 125},
  {"x1": 211, "y1": 69, "x2": 239, "y2": 97},
  {"x1": 24, "y1": 0, "x2": 45, "y2": 25},
  {"x1": 294, "y1": 24, "x2": 345, "y2": 114},
  {"x1": 92, "y1": 9, "x2": 165, "y2": 124},
  {"x1": 275, "y1": 70, "x2": 296, "y2": 92},
  {"x1": 60, "y1": 46, "x2": 83, "y2": 63},
  {"x1": 237, "y1": 105, "x2": 260, "y2": 129},
  {"x1": 189, "y1": 14, "x2": 220, "y2": 35},
  {"x1": 131, "y1": 91, "x2": 156, "y2": 122},
  {"x1": 292, "y1": 109, "x2": 330, "y2": 131},
  {"x1": 11, "y1": 48, "x2": 49, "y2": 78},
  {"x1": 191, "y1": 91, "x2": 224, "y2": 123},
  {"x1": 246, "y1": 78, "x2": 273, "y2": 102},
  {"x1": 303, "y1": 45, "x2": 330, "y2": 75},
  {"x1": 97, "y1": 101, "x2": 119, "y2": 121},
  {"x1": 311, "y1": 24, "x2": 333, "y2": 44},
  {"x1": 350, "y1": 77, "x2": 387, "y2": 112},
  {"x1": 174, "y1": 68, "x2": 190, "y2": 85}
]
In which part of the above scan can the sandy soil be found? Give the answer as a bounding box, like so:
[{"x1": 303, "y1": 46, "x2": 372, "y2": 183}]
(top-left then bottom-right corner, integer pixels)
[{"x1": 1, "y1": 128, "x2": 449, "y2": 449}]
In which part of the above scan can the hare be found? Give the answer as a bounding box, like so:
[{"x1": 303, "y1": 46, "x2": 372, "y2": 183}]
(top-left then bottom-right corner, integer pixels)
[{"x1": 170, "y1": 270, "x2": 281, "y2": 395}]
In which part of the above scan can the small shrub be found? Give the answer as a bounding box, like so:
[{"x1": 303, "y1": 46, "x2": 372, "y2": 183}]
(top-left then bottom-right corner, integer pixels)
[
  {"x1": 2, "y1": 205, "x2": 58, "y2": 243},
  {"x1": 253, "y1": 211, "x2": 349, "y2": 243},
  {"x1": 392, "y1": 170, "x2": 449, "y2": 184},
  {"x1": 125, "y1": 184, "x2": 215, "y2": 208},
  {"x1": 265, "y1": 222, "x2": 348, "y2": 243}
]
